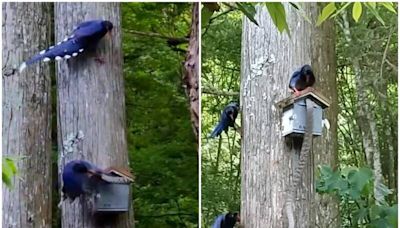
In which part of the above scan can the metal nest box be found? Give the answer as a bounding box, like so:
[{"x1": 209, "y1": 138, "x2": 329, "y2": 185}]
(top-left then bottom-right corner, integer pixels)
[
  {"x1": 277, "y1": 88, "x2": 330, "y2": 137},
  {"x1": 94, "y1": 167, "x2": 134, "y2": 213}
]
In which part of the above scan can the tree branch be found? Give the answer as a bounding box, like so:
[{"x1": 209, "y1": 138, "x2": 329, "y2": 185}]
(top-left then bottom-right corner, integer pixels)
[
  {"x1": 202, "y1": 86, "x2": 239, "y2": 96},
  {"x1": 124, "y1": 29, "x2": 189, "y2": 43}
]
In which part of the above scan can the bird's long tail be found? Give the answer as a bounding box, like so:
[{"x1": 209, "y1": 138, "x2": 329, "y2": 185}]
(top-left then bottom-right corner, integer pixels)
[
  {"x1": 18, "y1": 35, "x2": 84, "y2": 73},
  {"x1": 209, "y1": 122, "x2": 224, "y2": 138}
]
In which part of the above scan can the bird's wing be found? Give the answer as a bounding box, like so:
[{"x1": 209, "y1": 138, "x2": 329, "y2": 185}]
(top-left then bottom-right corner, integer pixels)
[{"x1": 72, "y1": 20, "x2": 104, "y2": 40}]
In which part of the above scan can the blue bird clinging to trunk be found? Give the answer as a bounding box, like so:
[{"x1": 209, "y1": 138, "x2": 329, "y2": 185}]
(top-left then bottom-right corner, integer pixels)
[
  {"x1": 289, "y1": 64, "x2": 315, "y2": 96},
  {"x1": 209, "y1": 102, "x2": 240, "y2": 138},
  {"x1": 19, "y1": 20, "x2": 113, "y2": 72},
  {"x1": 212, "y1": 212, "x2": 240, "y2": 228},
  {"x1": 62, "y1": 160, "x2": 104, "y2": 201}
]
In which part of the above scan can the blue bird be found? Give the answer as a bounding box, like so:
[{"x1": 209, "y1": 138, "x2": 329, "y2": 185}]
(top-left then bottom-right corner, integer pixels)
[
  {"x1": 19, "y1": 20, "x2": 113, "y2": 72},
  {"x1": 62, "y1": 160, "x2": 104, "y2": 201},
  {"x1": 212, "y1": 212, "x2": 240, "y2": 228},
  {"x1": 289, "y1": 64, "x2": 315, "y2": 96},
  {"x1": 209, "y1": 102, "x2": 240, "y2": 138}
]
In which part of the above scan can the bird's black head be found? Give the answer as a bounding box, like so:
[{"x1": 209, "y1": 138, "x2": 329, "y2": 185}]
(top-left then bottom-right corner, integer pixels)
[
  {"x1": 72, "y1": 161, "x2": 90, "y2": 173},
  {"x1": 223, "y1": 212, "x2": 240, "y2": 227},
  {"x1": 102, "y1": 20, "x2": 113, "y2": 32}
]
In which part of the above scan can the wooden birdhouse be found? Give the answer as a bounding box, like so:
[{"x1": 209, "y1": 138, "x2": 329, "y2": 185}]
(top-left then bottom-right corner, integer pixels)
[
  {"x1": 94, "y1": 167, "x2": 134, "y2": 213},
  {"x1": 277, "y1": 88, "x2": 330, "y2": 137}
]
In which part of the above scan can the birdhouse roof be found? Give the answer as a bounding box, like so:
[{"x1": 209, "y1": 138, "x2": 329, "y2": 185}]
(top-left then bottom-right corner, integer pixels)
[
  {"x1": 100, "y1": 167, "x2": 134, "y2": 184},
  {"x1": 277, "y1": 87, "x2": 330, "y2": 109}
]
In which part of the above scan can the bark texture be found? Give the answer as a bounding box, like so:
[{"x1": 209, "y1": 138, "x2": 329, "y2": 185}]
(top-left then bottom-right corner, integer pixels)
[
  {"x1": 240, "y1": 3, "x2": 338, "y2": 227},
  {"x1": 184, "y1": 2, "x2": 199, "y2": 141},
  {"x1": 55, "y1": 3, "x2": 133, "y2": 227},
  {"x1": 310, "y1": 4, "x2": 340, "y2": 227},
  {"x1": 2, "y1": 2, "x2": 53, "y2": 227}
]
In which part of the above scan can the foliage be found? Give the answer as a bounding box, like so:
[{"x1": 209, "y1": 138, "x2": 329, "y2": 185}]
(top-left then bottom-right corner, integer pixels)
[
  {"x1": 201, "y1": 8, "x2": 242, "y2": 226},
  {"x1": 2, "y1": 157, "x2": 17, "y2": 188},
  {"x1": 316, "y1": 165, "x2": 398, "y2": 227},
  {"x1": 317, "y1": 2, "x2": 397, "y2": 26},
  {"x1": 122, "y1": 3, "x2": 198, "y2": 227},
  {"x1": 202, "y1": 2, "x2": 291, "y2": 35},
  {"x1": 336, "y1": 2, "x2": 398, "y2": 203}
]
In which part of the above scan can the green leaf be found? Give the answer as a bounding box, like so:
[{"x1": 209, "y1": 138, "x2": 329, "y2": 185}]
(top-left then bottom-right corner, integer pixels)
[
  {"x1": 236, "y1": 3, "x2": 259, "y2": 26},
  {"x1": 352, "y1": 2, "x2": 363, "y2": 22},
  {"x1": 348, "y1": 167, "x2": 373, "y2": 192},
  {"x1": 364, "y1": 3, "x2": 386, "y2": 26},
  {"x1": 354, "y1": 207, "x2": 369, "y2": 223},
  {"x1": 329, "y1": 2, "x2": 352, "y2": 19},
  {"x1": 289, "y1": 2, "x2": 299, "y2": 10},
  {"x1": 2, "y1": 157, "x2": 18, "y2": 188},
  {"x1": 265, "y1": 3, "x2": 290, "y2": 36},
  {"x1": 379, "y1": 2, "x2": 397, "y2": 14},
  {"x1": 317, "y1": 2, "x2": 337, "y2": 26},
  {"x1": 201, "y1": 5, "x2": 215, "y2": 29},
  {"x1": 367, "y1": 2, "x2": 376, "y2": 9}
]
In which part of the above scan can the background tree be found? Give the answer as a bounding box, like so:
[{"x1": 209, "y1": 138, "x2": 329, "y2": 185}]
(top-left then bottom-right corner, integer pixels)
[
  {"x1": 239, "y1": 3, "x2": 337, "y2": 227},
  {"x1": 55, "y1": 3, "x2": 133, "y2": 227},
  {"x1": 2, "y1": 2, "x2": 53, "y2": 227},
  {"x1": 201, "y1": 8, "x2": 242, "y2": 225},
  {"x1": 122, "y1": 3, "x2": 198, "y2": 227}
]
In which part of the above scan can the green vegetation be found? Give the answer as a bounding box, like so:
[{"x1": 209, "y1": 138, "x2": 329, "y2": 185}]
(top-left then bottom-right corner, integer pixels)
[
  {"x1": 201, "y1": 7, "x2": 242, "y2": 226},
  {"x1": 122, "y1": 3, "x2": 198, "y2": 227}
]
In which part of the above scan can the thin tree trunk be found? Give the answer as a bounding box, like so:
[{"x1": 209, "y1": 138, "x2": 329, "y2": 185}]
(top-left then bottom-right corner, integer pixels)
[
  {"x1": 240, "y1": 3, "x2": 337, "y2": 227},
  {"x1": 55, "y1": 3, "x2": 133, "y2": 227},
  {"x1": 184, "y1": 2, "x2": 199, "y2": 141},
  {"x1": 340, "y1": 12, "x2": 385, "y2": 205},
  {"x1": 2, "y1": 2, "x2": 53, "y2": 227}
]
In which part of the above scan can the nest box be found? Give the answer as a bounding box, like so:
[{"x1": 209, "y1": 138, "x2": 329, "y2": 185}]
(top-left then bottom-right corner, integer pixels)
[
  {"x1": 94, "y1": 167, "x2": 134, "y2": 213},
  {"x1": 277, "y1": 88, "x2": 330, "y2": 137}
]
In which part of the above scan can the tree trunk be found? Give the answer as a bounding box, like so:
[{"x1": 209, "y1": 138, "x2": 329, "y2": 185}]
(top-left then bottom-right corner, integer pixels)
[
  {"x1": 2, "y1": 2, "x2": 53, "y2": 227},
  {"x1": 240, "y1": 3, "x2": 337, "y2": 227},
  {"x1": 184, "y1": 2, "x2": 199, "y2": 141},
  {"x1": 309, "y1": 4, "x2": 340, "y2": 227},
  {"x1": 55, "y1": 3, "x2": 133, "y2": 227}
]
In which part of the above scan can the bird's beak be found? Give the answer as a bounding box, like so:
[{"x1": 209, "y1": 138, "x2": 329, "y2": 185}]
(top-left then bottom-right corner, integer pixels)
[{"x1": 229, "y1": 114, "x2": 234, "y2": 120}]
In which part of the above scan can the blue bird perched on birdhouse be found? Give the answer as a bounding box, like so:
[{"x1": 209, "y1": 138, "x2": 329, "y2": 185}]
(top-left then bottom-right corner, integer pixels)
[
  {"x1": 289, "y1": 64, "x2": 315, "y2": 96},
  {"x1": 18, "y1": 20, "x2": 113, "y2": 72},
  {"x1": 209, "y1": 102, "x2": 240, "y2": 138},
  {"x1": 62, "y1": 160, "x2": 104, "y2": 201}
]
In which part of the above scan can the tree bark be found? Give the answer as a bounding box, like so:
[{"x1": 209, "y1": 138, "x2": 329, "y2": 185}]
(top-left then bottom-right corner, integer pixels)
[
  {"x1": 2, "y1": 2, "x2": 53, "y2": 227},
  {"x1": 310, "y1": 4, "x2": 340, "y2": 227},
  {"x1": 55, "y1": 3, "x2": 133, "y2": 227},
  {"x1": 240, "y1": 3, "x2": 337, "y2": 227},
  {"x1": 184, "y1": 2, "x2": 199, "y2": 141}
]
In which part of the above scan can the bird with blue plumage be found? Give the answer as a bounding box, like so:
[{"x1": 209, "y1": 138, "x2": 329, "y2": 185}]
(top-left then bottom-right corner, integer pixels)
[
  {"x1": 61, "y1": 160, "x2": 104, "y2": 201},
  {"x1": 289, "y1": 64, "x2": 315, "y2": 97},
  {"x1": 19, "y1": 20, "x2": 113, "y2": 72},
  {"x1": 209, "y1": 102, "x2": 240, "y2": 138}
]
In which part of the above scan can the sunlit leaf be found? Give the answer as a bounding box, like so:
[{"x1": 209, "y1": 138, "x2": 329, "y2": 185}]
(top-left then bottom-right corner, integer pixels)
[
  {"x1": 317, "y1": 2, "x2": 336, "y2": 26},
  {"x1": 352, "y1": 2, "x2": 363, "y2": 22},
  {"x1": 379, "y1": 2, "x2": 397, "y2": 14}
]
